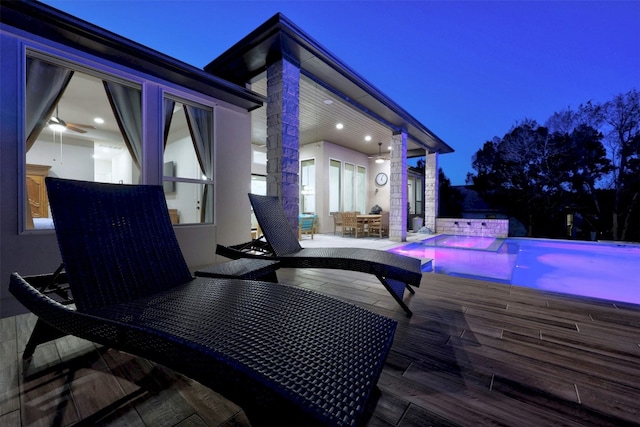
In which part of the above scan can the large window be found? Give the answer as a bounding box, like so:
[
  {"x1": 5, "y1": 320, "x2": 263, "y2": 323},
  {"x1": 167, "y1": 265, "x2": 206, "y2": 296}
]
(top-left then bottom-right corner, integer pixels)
[
  {"x1": 415, "y1": 177, "x2": 423, "y2": 215},
  {"x1": 408, "y1": 178, "x2": 415, "y2": 215},
  {"x1": 408, "y1": 175, "x2": 424, "y2": 216},
  {"x1": 23, "y1": 52, "x2": 217, "y2": 230},
  {"x1": 300, "y1": 159, "x2": 316, "y2": 214},
  {"x1": 25, "y1": 54, "x2": 140, "y2": 229},
  {"x1": 356, "y1": 166, "x2": 366, "y2": 214},
  {"x1": 329, "y1": 159, "x2": 341, "y2": 212},
  {"x1": 343, "y1": 163, "x2": 366, "y2": 213},
  {"x1": 344, "y1": 163, "x2": 355, "y2": 211},
  {"x1": 163, "y1": 96, "x2": 214, "y2": 224}
]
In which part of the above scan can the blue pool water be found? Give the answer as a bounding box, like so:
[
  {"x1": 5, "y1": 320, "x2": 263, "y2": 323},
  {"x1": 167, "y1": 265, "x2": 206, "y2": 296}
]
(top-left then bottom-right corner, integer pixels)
[{"x1": 389, "y1": 235, "x2": 640, "y2": 305}]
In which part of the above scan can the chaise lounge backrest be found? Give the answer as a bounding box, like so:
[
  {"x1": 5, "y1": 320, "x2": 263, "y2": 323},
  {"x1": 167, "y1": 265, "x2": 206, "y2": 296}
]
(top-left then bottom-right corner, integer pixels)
[
  {"x1": 45, "y1": 177, "x2": 193, "y2": 311},
  {"x1": 249, "y1": 193, "x2": 303, "y2": 256}
]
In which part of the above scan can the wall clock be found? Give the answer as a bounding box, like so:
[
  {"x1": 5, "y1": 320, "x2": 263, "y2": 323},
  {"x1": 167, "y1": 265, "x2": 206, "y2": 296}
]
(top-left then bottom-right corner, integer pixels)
[{"x1": 375, "y1": 172, "x2": 388, "y2": 186}]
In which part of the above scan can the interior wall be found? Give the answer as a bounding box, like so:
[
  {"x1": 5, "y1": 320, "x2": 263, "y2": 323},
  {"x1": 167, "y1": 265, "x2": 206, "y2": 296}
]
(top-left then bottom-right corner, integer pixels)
[
  {"x1": 26, "y1": 135, "x2": 95, "y2": 181},
  {"x1": 311, "y1": 141, "x2": 372, "y2": 234},
  {"x1": 163, "y1": 136, "x2": 200, "y2": 223},
  {"x1": 368, "y1": 158, "x2": 391, "y2": 213}
]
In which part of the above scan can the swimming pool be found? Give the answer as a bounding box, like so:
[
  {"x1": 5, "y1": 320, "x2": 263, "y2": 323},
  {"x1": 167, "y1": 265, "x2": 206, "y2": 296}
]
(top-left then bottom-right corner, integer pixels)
[{"x1": 389, "y1": 235, "x2": 640, "y2": 305}]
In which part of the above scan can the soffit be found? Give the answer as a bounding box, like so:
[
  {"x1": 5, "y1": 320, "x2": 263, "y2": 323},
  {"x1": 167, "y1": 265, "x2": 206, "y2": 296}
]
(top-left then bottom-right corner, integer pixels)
[{"x1": 251, "y1": 76, "x2": 396, "y2": 157}]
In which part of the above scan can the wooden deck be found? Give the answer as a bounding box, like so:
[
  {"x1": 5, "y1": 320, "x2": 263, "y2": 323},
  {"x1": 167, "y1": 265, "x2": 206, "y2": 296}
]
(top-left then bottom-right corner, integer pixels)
[{"x1": 2, "y1": 264, "x2": 639, "y2": 426}]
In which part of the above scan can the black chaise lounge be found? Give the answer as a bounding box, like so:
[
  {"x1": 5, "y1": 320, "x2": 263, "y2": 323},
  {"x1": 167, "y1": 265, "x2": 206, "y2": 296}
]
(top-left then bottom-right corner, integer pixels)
[
  {"x1": 216, "y1": 193, "x2": 425, "y2": 317},
  {"x1": 9, "y1": 178, "x2": 397, "y2": 427}
]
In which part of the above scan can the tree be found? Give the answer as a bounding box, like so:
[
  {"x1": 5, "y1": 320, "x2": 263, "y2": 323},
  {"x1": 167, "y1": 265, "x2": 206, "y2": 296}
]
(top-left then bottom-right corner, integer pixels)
[
  {"x1": 590, "y1": 90, "x2": 640, "y2": 240},
  {"x1": 547, "y1": 89, "x2": 640, "y2": 240},
  {"x1": 438, "y1": 168, "x2": 463, "y2": 217},
  {"x1": 560, "y1": 125, "x2": 611, "y2": 233},
  {"x1": 468, "y1": 120, "x2": 611, "y2": 237}
]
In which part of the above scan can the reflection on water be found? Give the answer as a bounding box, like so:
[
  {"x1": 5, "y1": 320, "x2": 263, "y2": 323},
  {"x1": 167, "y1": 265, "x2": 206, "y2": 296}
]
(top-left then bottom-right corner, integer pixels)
[{"x1": 389, "y1": 235, "x2": 640, "y2": 305}]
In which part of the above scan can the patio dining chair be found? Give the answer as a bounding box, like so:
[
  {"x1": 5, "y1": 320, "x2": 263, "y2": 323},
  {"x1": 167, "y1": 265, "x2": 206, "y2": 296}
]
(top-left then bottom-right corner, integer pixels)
[
  {"x1": 369, "y1": 211, "x2": 389, "y2": 238},
  {"x1": 9, "y1": 178, "x2": 397, "y2": 427},
  {"x1": 331, "y1": 211, "x2": 344, "y2": 235},
  {"x1": 216, "y1": 194, "x2": 426, "y2": 317},
  {"x1": 342, "y1": 211, "x2": 365, "y2": 238}
]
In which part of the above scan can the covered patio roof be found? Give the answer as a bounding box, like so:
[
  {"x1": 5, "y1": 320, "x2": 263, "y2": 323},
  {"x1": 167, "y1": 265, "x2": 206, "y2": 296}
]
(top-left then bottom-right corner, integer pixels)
[{"x1": 205, "y1": 13, "x2": 454, "y2": 158}]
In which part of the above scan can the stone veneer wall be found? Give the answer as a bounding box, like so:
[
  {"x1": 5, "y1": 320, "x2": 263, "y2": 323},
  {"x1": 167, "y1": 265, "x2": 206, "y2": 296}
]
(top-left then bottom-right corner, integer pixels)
[
  {"x1": 436, "y1": 218, "x2": 509, "y2": 238},
  {"x1": 266, "y1": 58, "x2": 300, "y2": 233},
  {"x1": 388, "y1": 131, "x2": 407, "y2": 241},
  {"x1": 423, "y1": 152, "x2": 438, "y2": 232}
]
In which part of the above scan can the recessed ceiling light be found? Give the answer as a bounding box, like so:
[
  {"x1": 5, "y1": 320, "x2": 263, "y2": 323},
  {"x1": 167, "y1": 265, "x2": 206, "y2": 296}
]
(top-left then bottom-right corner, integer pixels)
[
  {"x1": 94, "y1": 117, "x2": 104, "y2": 124},
  {"x1": 323, "y1": 99, "x2": 334, "y2": 105},
  {"x1": 336, "y1": 123, "x2": 344, "y2": 130},
  {"x1": 365, "y1": 135, "x2": 372, "y2": 141}
]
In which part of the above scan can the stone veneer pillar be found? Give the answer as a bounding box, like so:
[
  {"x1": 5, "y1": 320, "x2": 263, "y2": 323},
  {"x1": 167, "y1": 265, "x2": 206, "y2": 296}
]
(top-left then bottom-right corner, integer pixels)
[
  {"x1": 266, "y1": 58, "x2": 300, "y2": 233},
  {"x1": 389, "y1": 131, "x2": 407, "y2": 242},
  {"x1": 424, "y1": 152, "x2": 439, "y2": 232}
]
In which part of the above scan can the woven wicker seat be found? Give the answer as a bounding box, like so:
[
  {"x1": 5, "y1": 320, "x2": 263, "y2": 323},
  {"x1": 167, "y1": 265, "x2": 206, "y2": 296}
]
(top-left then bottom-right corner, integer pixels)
[
  {"x1": 9, "y1": 178, "x2": 397, "y2": 427},
  {"x1": 216, "y1": 193, "x2": 424, "y2": 317}
]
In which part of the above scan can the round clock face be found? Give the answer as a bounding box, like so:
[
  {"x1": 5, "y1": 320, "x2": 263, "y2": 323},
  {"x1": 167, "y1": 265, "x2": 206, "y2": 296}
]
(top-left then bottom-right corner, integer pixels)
[{"x1": 375, "y1": 172, "x2": 388, "y2": 186}]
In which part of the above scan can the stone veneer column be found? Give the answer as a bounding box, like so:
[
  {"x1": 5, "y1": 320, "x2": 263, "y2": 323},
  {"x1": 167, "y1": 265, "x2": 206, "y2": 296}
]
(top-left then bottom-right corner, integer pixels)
[
  {"x1": 266, "y1": 58, "x2": 300, "y2": 232},
  {"x1": 424, "y1": 152, "x2": 439, "y2": 232},
  {"x1": 389, "y1": 131, "x2": 407, "y2": 242}
]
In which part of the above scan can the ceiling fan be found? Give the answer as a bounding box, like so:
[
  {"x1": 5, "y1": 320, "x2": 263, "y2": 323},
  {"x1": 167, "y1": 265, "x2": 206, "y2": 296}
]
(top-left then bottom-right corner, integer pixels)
[
  {"x1": 48, "y1": 105, "x2": 95, "y2": 134},
  {"x1": 368, "y1": 142, "x2": 389, "y2": 164}
]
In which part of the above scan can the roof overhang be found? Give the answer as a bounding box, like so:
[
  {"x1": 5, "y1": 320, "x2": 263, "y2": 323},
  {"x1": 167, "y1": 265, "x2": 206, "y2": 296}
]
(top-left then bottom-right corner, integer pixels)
[
  {"x1": 0, "y1": 0, "x2": 264, "y2": 111},
  {"x1": 205, "y1": 13, "x2": 453, "y2": 154}
]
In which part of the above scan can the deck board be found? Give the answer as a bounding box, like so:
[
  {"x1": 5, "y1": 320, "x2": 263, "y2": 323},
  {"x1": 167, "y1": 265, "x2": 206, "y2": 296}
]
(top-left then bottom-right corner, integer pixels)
[{"x1": 2, "y1": 252, "x2": 640, "y2": 426}]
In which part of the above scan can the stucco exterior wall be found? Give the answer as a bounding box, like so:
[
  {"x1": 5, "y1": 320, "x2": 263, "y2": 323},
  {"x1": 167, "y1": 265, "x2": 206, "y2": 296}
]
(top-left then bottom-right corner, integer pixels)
[{"x1": 0, "y1": 25, "x2": 252, "y2": 317}]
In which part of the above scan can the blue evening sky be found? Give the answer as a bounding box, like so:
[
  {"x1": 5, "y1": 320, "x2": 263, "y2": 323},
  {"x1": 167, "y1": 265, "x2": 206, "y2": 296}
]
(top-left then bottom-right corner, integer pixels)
[{"x1": 39, "y1": 0, "x2": 640, "y2": 185}]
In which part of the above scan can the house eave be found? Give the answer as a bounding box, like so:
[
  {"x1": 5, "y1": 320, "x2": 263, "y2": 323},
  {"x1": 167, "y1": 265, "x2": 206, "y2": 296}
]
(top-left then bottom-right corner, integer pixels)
[{"x1": 0, "y1": 0, "x2": 265, "y2": 111}]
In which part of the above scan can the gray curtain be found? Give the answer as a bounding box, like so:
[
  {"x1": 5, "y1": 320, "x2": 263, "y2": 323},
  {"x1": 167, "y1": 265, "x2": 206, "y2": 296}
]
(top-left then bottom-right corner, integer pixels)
[
  {"x1": 103, "y1": 81, "x2": 143, "y2": 169},
  {"x1": 163, "y1": 98, "x2": 175, "y2": 148},
  {"x1": 25, "y1": 57, "x2": 74, "y2": 151},
  {"x1": 184, "y1": 104, "x2": 213, "y2": 222}
]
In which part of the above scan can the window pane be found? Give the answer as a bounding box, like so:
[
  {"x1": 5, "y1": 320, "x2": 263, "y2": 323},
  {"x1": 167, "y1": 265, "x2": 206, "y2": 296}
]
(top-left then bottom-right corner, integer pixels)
[
  {"x1": 344, "y1": 163, "x2": 354, "y2": 211},
  {"x1": 329, "y1": 159, "x2": 341, "y2": 212},
  {"x1": 408, "y1": 179, "x2": 415, "y2": 214},
  {"x1": 164, "y1": 102, "x2": 206, "y2": 180},
  {"x1": 416, "y1": 178, "x2": 423, "y2": 214},
  {"x1": 300, "y1": 159, "x2": 316, "y2": 214},
  {"x1": 164, "y1": 182, "x2": 213, "y2": 224},
  {"x1": 356, "y1": 166, "x2": 366, "y2": 214},
  {"x1": 163, "y1": 98, "x2": 214, "y2": 224},
  {"x1": 25, "y1": 57, "x2": 139, "y2": 230},
  {"x1": 250, "y1": 175, "x2": 266, "y2": 231},
  {"x1": 251, "y1": 175, "x2": 267, "y2": 195}
]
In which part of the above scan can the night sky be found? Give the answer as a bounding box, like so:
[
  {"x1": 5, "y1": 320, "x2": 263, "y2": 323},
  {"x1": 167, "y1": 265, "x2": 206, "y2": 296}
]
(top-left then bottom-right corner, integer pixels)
[{"x1": 40, "y1": 0, "x2": 640, "y2": 185}]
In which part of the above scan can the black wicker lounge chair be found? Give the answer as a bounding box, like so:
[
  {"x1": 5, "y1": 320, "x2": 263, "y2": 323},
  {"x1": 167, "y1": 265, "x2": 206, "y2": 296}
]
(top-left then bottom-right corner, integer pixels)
[
  {"x1": 9, "y1": 178, "x2": 397, "y2": 427},
  {"x1": 215, "y1": 193, "x2": 424, "y2": 317}
]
